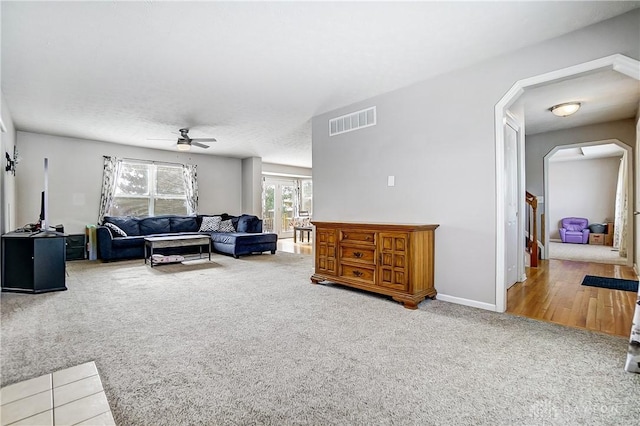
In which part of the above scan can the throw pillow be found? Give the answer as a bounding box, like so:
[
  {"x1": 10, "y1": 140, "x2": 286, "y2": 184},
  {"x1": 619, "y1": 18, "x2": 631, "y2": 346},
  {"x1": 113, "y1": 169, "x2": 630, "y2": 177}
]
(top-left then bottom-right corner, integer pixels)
[
  {"x1": 237, "y1": 215, "x2": 259, "y2": 233},
  {"x1": 104, "y1": 222, "x2": 127, "y2": 237},
  {"x1": 199, "y1": 216, "x2": 222, "y2": 232},
  {"x1": 104, "y1": 216, "x2": 140, "y2": 235},
  {"x1": 218, "y1": 219, "x2": 235, "y2": 233}
]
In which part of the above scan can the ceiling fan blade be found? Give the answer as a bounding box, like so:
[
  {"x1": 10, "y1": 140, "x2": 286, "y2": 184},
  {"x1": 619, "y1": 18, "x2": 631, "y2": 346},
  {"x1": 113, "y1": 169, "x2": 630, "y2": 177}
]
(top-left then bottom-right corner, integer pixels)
[
  {"x1": 191, "y1": 138, "x2": 217, "y2": 142},
  {"x1": 191, "y1": 141, "x2": 210, "y2": 149}
]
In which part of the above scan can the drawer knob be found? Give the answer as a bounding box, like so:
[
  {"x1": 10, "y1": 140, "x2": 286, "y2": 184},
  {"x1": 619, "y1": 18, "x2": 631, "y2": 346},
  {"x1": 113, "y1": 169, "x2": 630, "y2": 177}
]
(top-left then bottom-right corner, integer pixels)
[
  {"x1": 352, "y1": 270, "x2": 363, "y2": 277},
  {"x1": 353, "y1": 252, "x2": 363, "y2": 258}
]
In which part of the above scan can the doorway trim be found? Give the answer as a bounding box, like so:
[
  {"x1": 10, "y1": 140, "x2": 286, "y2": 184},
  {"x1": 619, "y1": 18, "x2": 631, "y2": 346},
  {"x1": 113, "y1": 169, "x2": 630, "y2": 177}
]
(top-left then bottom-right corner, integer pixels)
[
  {"x1": 495, "y1": 54, "x2": 640, "y2": 313},
  {"x1": 543, "y1": 138, "x2": 633, "y2": 266}
]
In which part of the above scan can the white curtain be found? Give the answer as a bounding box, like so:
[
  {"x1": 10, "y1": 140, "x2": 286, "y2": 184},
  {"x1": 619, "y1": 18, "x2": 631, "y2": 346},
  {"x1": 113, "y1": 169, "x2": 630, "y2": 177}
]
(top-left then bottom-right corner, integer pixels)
[
  {"x1": 182, "y1": 164, "x2": 198, "y2": 215},
  {"x1": 97, "y1": 156, "x2": 122, "y2": 224},
  {"x1": 613, "y1": 154, "x2": 628, "y2": 257}
]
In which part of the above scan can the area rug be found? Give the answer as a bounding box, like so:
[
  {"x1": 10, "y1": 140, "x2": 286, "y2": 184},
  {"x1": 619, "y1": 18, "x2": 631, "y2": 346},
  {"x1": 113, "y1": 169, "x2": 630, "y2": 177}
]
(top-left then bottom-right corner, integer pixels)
[{"x1": 582, "y1": 275, "x2": 639, "y2": 292}]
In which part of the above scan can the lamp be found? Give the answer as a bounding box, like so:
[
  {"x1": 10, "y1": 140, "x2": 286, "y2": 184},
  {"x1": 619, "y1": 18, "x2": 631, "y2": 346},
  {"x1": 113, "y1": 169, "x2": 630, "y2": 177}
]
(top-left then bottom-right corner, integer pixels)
[
  {"x1": 550, "y1": 102, "x2": 581, "y2": 117},
  {"x1": 176, "y1": 140, "x2": 191, "y2": 151}
]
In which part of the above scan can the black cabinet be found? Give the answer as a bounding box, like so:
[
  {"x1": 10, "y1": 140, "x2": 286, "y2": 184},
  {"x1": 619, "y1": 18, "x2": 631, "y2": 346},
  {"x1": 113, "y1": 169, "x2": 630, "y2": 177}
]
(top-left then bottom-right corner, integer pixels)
[
  {"x1": 1, "y1": 232, "x2": 67, "y2": 293},
  {"x1": 66, "y1": 234, "x2": 86, "y2": 260}
]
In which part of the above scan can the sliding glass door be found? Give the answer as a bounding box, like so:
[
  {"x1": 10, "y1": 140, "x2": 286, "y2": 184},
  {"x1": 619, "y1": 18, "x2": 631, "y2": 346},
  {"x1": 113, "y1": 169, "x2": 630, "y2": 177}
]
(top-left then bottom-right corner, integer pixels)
[{"x1": 263, "y1": 178, "x2": 295, "y2": 238}]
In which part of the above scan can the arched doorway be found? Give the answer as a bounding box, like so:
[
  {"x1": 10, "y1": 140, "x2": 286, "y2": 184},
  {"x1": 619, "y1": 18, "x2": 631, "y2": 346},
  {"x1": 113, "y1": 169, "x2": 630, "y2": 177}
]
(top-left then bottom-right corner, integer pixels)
[{"x1": 494, "y1": 54, "x2": 640, "y2": 313}]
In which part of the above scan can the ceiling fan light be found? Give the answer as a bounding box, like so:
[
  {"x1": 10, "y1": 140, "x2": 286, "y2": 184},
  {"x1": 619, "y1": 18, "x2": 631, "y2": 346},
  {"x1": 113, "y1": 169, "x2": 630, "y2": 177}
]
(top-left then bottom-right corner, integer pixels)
[
  {"x1": 176, "y1": 141, "x2": 191, "y2": 151},
  {"x1": 550, "y1": 102, "x2": 581, "y2": 117}
]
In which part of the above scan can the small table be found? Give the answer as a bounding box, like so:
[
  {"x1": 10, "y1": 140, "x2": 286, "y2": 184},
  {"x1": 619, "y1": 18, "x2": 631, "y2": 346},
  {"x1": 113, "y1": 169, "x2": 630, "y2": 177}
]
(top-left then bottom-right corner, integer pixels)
[
  {"x1": 294, "y1": 226, "x2": 313, "y2": 243},
  {"x1": 144, "y1": 235, "x2": 211, "y2": 267}
]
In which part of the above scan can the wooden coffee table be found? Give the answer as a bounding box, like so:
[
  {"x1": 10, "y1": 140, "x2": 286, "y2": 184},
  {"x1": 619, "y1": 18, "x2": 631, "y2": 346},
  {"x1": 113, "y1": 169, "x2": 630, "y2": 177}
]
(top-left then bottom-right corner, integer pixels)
[{"x1": 144, "y1": 235, "x2": 211, "y2": 267}]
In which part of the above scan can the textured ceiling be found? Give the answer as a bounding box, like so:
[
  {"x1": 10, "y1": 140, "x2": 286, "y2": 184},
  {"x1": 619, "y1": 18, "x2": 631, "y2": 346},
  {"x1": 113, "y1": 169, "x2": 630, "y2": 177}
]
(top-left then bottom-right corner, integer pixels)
[{"x1": 2, "y1": 1, "x2": 639, "y2": 168}]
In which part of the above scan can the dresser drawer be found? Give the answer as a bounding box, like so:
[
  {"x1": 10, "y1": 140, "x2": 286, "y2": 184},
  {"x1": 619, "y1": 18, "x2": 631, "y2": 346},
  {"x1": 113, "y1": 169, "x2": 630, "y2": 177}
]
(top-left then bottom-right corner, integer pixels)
[
  {"x1": 340, "y1": 230, "x2": 375, "y2": 245},
  {"x1": 340, "y1": 263, "x2": 375, "y2": 283},
  {"x1": 340, "y1": 246, "x2": 375, "y2": 264}
]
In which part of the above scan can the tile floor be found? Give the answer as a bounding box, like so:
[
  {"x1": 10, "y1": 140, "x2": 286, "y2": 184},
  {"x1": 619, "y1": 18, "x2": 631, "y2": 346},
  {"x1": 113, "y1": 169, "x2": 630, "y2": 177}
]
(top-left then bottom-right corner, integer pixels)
[{"x1": 0, "y1": 362, "x2": 115, "y2": 426}]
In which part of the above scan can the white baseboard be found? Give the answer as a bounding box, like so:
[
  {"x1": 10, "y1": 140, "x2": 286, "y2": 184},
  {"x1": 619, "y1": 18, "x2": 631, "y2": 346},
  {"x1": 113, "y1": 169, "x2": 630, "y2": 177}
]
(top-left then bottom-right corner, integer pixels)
[{"x1": 436, "y1": 294, "x2": 497, "y2": 312}]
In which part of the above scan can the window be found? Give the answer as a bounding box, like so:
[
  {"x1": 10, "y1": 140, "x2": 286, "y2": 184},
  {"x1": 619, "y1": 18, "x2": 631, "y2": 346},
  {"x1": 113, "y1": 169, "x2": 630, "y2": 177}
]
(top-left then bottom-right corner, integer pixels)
[{"x1": 109, "y1": 161, "x2": 189, "y2": 217}]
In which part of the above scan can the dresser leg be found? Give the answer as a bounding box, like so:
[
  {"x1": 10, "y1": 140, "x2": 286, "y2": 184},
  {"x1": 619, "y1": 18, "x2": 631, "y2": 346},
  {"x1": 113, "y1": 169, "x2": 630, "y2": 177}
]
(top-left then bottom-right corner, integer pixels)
[
  {"x1": 310, "y1": 274, "x2": 323, "y2": 284},
  {"x1": 392, "y1": 296, "x2": 423, "y2": 310}
]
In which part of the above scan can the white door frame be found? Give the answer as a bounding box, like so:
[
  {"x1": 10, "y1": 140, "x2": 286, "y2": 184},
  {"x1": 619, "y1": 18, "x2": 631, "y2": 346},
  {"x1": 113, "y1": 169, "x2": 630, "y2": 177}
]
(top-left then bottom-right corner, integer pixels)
[
  {"x1": 543, "y1": 138, "x2": 633, "y2": 267},
  {"x1": 494, "y1": 54, "x2": 640, "y2": 313}
]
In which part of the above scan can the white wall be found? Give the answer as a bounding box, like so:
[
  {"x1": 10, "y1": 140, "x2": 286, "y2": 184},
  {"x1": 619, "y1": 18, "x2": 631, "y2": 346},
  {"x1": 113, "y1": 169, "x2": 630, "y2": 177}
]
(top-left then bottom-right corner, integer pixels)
[
  {"x1": 311, "y1": 10, "x2": 640, "y2": 307},
  {"x1": 1, "y1": 94, "x2": 17, "y2": 234},
  {"x1": 16, "y1": 132, "x2": 243, "y2": 234},
  {"x1": 548, "y1": 157, "x2": 620, "y2": 239}
]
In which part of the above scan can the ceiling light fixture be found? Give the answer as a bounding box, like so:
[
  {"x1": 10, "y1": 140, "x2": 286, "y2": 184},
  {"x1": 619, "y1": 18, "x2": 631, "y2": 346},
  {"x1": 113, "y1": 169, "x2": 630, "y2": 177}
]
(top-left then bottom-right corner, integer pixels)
[
  {"x1": 550, "y1": 102, "x2": 581, "y2": 117},
  {"x1": 176, "y1": 140, "x2": 191, "y2": 151}
]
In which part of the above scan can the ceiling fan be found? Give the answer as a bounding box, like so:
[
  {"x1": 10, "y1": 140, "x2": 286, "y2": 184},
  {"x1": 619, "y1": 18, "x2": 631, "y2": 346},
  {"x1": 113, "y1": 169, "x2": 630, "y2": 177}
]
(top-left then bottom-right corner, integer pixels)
[{"x1": 149, "y1": 128, "x2": 217, "y2": 151}]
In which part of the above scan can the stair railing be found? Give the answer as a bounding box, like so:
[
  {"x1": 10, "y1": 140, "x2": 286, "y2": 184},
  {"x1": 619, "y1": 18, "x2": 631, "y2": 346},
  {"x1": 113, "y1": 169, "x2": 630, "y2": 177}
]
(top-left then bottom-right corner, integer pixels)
[{"x1": 525, "y1": 191, "x2": 538, "y2": 267}]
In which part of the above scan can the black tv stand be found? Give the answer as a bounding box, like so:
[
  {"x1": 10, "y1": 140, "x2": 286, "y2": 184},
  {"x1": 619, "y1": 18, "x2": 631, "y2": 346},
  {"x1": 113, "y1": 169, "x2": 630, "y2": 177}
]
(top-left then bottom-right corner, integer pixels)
[
  {"x1": 28, "y1": 229, "x2": 65, "y2": 238},
  {"x1": 1, "y1": 231, "x2": 67, "y2": 293}
]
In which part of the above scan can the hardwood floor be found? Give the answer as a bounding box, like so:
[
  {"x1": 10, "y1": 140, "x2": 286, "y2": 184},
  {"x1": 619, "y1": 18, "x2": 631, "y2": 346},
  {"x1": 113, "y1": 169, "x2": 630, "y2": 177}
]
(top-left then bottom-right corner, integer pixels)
[
  {"x1": 277, "y1": 238, "x2": 312, "y2": 255},
  {"x1": 507, "y1": 259, "x2": 638, "y2": 337}
]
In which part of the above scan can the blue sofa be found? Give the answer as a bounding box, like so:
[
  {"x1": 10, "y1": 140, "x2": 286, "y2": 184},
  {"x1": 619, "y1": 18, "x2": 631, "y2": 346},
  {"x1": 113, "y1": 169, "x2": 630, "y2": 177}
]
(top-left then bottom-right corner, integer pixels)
[{"x1": 97, "y1": 214, "x2": 278, "y2": 261}]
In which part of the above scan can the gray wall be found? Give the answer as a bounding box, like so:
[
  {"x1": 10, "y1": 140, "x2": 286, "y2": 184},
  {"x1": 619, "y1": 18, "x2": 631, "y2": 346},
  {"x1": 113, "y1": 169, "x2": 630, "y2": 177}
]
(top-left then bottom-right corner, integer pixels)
[
  {"x1": 311, "y1": 10, "x2": 640, "y2": 307},
  {"x1": 548, "y1": 156, "x2": 620, "y2": 239},
  {"x1": 526, "y1": 119, "x2": 636, "y2": 196},
  {"x1": 262, "y1": 163, "x2": 312, "y2": 178},
  {"x1": 242, "y1": 156, "x2": 263, "y2": 217},
  {"x1": 525, "y1": 119, "x2": 636, "y2": 245},
  {"x1": 16, "y1": 131, "x2": 243, "y2": 234}
]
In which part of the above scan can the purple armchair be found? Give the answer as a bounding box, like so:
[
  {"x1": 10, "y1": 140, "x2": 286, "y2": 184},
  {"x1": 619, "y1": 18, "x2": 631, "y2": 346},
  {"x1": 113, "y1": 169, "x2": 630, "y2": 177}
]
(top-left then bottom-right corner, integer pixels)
[{"x1": 559, "y1": 217, "x2": 590, "y2": 244}]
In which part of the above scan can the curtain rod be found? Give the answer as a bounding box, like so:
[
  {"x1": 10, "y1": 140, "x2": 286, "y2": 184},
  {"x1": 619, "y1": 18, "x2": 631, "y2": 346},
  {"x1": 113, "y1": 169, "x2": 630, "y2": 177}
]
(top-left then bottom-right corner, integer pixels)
[{"x1": 103, "y1": 156, "x2": 188, "y2": 167}]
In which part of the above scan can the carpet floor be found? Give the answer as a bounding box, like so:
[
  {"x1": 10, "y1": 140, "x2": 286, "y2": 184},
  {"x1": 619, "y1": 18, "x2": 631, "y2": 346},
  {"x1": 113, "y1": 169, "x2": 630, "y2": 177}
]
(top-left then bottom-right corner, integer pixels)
[
  {"x1": 548, "y1": 241, "x2": 626, "y2": 265},
  {"x1": 1, "y1": 252, "x2": 639, "y2": 425}
]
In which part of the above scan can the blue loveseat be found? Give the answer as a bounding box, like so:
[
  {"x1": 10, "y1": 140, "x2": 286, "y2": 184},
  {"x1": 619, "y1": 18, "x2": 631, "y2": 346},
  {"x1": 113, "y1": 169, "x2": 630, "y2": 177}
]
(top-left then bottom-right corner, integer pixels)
[{"x1": 97, "y1": 214, "x2": 278, "y2": 261}]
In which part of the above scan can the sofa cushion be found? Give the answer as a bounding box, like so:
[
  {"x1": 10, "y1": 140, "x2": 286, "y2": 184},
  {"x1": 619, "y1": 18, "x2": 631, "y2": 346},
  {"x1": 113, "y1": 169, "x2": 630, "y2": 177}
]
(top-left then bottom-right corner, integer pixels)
[
  {"x1": 112, "y1": 236, "x2": 146, "y2": 248},
  {"x1": 171, "y1": 216, "x2": 199, "y2": 233},
  {"x1": 565, "y1": 224, "x2": 584, "y2": 232},
  {"x1": 104, "y1": 216, "x2": 140, "y2": 236},
  {"x1": 237, "y1": 215, "x2": 260, "y2": 233},
  {"x1": 218, "y1": 219, "x2": 236, "y2": 233},
  {"x1": 200, "y1": 216, "x2": 222, "y2": 232},
  {"x1": 210, "y1": 232, "x2": 277, "y2": 245},
  {"x1": 104, "y1": 222, "x2": 128, "y2": 237},
  {"x1": 139, "y1": 217, "x2": 171, "y2": 235}
]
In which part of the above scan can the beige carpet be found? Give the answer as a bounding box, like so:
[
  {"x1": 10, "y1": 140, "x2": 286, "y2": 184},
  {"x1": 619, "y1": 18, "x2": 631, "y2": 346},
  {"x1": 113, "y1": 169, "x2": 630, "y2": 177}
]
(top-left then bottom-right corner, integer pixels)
[
  {"x1": 2, "y1": 252, "x2": 638, "y2": 424},
  {"x1": 548, "y1": 241, "x2": 627, "y2": 265}
]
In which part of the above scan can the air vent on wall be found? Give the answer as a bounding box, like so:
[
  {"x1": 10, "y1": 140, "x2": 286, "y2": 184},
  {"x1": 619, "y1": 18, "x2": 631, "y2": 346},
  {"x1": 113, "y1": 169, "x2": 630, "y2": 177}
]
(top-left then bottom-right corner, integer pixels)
[{"x1": 329, "y1": 106, "x2": 376, "y2": 136}]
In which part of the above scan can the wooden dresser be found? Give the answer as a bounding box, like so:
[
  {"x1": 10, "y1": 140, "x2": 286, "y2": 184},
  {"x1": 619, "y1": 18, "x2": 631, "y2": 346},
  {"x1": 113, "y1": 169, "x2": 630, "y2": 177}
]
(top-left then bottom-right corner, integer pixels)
[{"x1": 311, "y1": 222, "x2": 439, "y2": 309}]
